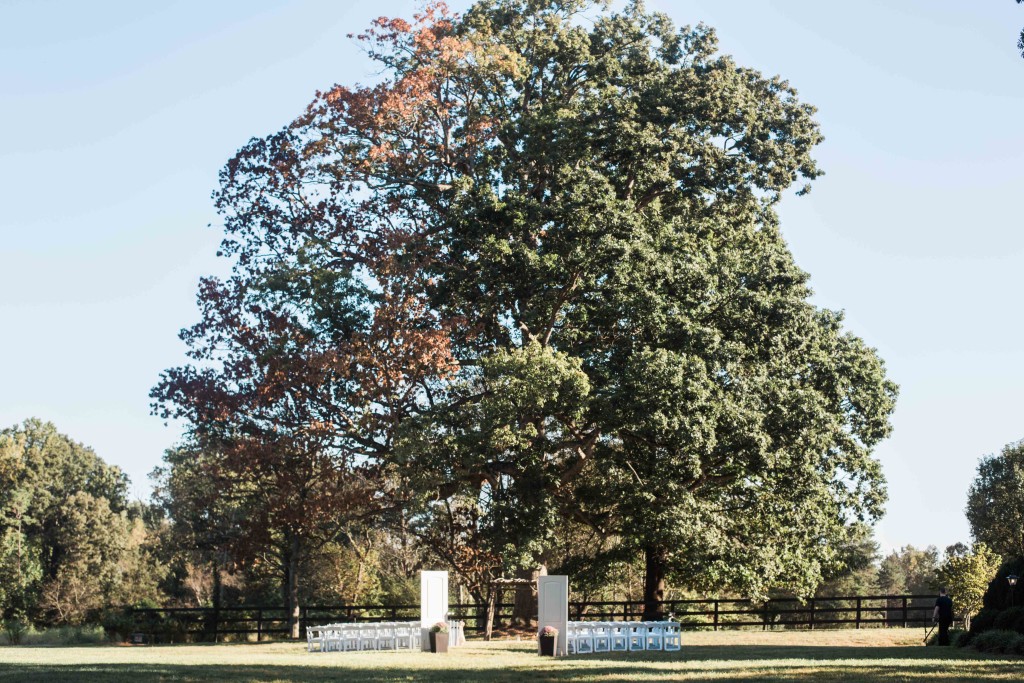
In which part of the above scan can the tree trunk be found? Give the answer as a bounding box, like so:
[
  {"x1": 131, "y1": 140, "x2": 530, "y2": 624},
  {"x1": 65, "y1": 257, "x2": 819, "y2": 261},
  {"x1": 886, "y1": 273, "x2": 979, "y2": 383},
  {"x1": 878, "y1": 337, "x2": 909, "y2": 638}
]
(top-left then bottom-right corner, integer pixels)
[
  {"x1": 642, "y1": 545, "x2": 667, "y2": 621},
  {"x1": 512, "y1": 565, "x2": 546, "y2": 627},
  {"x1": 484, "y1": 585, "x2": 497, "y2": 641},
  {"x1": 207, "y1": 557, "x2": 222, "y2": 641},
  {"x1": 284, "y1": 533, "x2": 301, "y2": 639}
]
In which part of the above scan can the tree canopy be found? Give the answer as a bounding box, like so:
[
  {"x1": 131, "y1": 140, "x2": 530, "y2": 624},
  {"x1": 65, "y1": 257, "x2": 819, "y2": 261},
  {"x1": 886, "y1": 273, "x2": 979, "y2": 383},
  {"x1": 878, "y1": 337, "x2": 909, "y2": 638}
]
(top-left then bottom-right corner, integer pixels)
[
  {"x1": 1017, "y1": 0, "x2": 1024, "y2": 58},
  {"x1": 936, "y1": 542, "x2": 1001, "y2": 630},
  {"x1": 0, "y1": 419, "x2": 160, "y2": 625},
  {"x1": 966, "y1": 439, "x2": 1024, "y2": 560},
  {"x1": 154, "y1": 0, "x2": 897, "y2": 622}
]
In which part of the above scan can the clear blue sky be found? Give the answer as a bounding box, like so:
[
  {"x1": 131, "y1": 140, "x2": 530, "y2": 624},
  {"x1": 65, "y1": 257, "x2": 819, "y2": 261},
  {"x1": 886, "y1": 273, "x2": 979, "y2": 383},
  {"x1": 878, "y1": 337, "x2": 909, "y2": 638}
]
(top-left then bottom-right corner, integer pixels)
[{"x1": 2, "y1": 0, "x2": 1022, "y2": 557}]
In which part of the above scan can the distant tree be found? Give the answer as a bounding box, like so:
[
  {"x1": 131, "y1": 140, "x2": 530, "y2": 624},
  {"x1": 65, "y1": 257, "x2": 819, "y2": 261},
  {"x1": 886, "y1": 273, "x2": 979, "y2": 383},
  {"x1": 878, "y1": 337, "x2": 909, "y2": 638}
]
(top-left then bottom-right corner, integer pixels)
[
  {"x1": 966, "y1": 440, "x2": 1024, "y2": 559},
  {"x1": 877, "y1": 545, "x2": 939, "y2": 595},
  {"x1": 1018, "y1": 0, "x2": 1024, "y2": 58},
  {"x1": 150, "y1": 447, "x2": 251, "y2": 611},
  {"x1": 936, "y1": 542, "x2": 1001, "y2": 630},
  {"x1": 944, "y1": 542, "x2": 969, "y2": 559},
  {"x1": 815, "y1": 523, "x2": 881, "y2": 597},
  {"x1": 38, "y1": 493, "x2": 133, "y2": 624},
  {"x1": 0, "y1": 419, "x2": 160, "y2": 624}
]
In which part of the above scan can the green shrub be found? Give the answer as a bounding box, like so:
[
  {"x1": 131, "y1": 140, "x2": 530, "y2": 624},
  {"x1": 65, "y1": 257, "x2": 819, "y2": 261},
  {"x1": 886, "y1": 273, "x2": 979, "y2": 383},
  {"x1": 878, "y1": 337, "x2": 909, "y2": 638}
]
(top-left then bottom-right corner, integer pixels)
[
  {"x1": 100, "y1": 608, "x2": 136, "y2": 642},
  {"x1": 971, "y1": 629, "x2": 1024, "y2": 654},
  {"x1": 993, "y1": 606, "x2": 1024, "y2": 632},
  {"x1": 3, "y1": 618, "x2": 29, "y2": 645},
  {"x1": 19, "y1": 625, "x2": 108, "y2": 646},
  {"x1": 971, "y1": 607, "x2": 998, "y2": 633},
  {"x1": 957, "y1": 630, "x2": 976, "y2": 648},
  {"x1": 926, "y1": 628, "x2": 966, "y2": 646}
]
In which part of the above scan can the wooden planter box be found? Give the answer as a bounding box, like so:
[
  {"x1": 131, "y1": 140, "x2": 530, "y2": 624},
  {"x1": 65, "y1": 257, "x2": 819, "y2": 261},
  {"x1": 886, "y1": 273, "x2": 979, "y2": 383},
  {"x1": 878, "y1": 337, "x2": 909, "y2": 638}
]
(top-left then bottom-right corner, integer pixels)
[{"x1": 430, "y1": 631, "x2": 449, "y2": 653}]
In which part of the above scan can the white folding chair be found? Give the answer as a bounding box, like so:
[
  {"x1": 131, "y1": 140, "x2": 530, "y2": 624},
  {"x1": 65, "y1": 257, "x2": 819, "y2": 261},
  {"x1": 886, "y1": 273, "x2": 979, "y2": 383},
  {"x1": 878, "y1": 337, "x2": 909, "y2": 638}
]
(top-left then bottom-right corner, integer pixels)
[
  {"x1": 394, "y1": 623, "x2": 412, "y2": 650},
  {"x1": 645, "y1": 622, "x2": 664, "y2": 651},
  {"x1": 327, "y1": 627, "x2": 346, "y2": 652},
  {"x1": 306, "y1": 627, "x2": 323, "y2": 652},
  {"x1": 358, "y1": 624, "x2": 378, "y2": 651},
  {"x1": 663, "y1": 621, "x2": 681, "y2": 651},
  {"x1": 336, "y1": 624, "x2": 356, "y2": 652},
  {"x1": 593, "y1": 622, "x2": 611, "y2": 653},
  {"x1": 610, "y1": 622, "x2": 628, "y2": 652},
  {"x1": 628, "y1": 623, "x2": 647, "y2": 651},
  {"x1": 446, "y1": 620, "x2": 463, "y2": 647},
  {"x1": 377, "y1": 624, "x2": 397, "y2": 650},
  {"x1": 575, "y1": 623, "x2": 595, "y2": 654},
  {"x1": 411, "y1": 623, "x2": 423, "y2": 650},
  {"x1": 566, "y1": 623, "x2": 579, "y2": 654}
]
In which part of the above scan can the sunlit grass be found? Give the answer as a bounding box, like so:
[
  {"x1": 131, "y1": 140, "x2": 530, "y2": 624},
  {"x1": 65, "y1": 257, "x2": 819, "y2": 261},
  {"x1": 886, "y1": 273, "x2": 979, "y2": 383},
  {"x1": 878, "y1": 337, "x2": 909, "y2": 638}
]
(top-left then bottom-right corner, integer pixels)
[{"x1": 0, "y1": 628, "x2": 1021, "y2": 682}]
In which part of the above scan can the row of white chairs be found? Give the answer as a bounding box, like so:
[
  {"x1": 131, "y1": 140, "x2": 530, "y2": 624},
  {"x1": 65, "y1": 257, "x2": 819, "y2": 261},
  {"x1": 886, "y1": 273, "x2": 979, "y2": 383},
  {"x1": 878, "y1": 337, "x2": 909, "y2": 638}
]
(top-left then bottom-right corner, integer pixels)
[
  {"x1": 306, "y1": 620, "x2": 466, "y2": 653},
  {"x1": 566, "y1": 621, "x2": 681, "y2": 654},
  {"x1": 307, "y1": 621, "x2": 421, "y2": 652}
]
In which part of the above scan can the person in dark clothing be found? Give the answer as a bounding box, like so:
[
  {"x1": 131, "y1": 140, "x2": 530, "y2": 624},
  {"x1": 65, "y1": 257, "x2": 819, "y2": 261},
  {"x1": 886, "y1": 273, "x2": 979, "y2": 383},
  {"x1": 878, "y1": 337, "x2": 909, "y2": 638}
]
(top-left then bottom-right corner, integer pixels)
[{"x1": 933, "y1": 588, "x2": 954, "y2": 645}]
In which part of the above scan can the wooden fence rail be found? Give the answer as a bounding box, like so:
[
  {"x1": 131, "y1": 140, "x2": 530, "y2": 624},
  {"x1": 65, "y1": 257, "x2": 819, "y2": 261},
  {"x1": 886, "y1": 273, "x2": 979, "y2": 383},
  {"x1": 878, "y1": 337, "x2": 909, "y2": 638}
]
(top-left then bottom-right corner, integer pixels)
[{"x1": 126, "y1": 594, "x2": 944, "y2": 642}]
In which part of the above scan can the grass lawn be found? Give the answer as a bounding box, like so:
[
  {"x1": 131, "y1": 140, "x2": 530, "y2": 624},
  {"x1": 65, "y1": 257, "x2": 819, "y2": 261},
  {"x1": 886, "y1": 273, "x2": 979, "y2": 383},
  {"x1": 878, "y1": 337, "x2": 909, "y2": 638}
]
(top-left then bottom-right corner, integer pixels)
[{"x1": 1, "y1": 628, "x2": 1022, "y2": 682}]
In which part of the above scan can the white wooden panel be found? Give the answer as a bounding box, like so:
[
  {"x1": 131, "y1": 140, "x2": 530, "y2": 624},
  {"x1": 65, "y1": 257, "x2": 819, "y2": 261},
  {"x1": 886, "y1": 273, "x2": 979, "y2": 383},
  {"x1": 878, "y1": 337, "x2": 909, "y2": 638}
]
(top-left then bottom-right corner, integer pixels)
[
  {"x1": 420, "y1": 570, "x2": 448, "y2": 651},
  {"x1": 537, "y1": 575, "x2": 569, "y2": 656}
]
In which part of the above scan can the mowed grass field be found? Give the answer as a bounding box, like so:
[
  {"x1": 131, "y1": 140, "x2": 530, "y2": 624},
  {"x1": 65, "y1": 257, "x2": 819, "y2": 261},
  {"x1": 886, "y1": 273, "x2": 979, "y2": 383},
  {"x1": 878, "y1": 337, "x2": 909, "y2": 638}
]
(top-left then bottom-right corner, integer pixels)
[{"x1": 1, "y1": 628, "x2": 1022, "y2": 682}]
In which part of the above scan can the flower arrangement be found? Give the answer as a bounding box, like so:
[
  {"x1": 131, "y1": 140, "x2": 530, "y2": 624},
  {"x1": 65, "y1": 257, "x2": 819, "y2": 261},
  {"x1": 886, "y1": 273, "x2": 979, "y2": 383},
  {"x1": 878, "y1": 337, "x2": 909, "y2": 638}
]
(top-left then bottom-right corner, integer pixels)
[
  {"x1": 541, "y1": 625, "x2": 559, "y2": 637},
  {"x1": 431, "y1": 621, "x2": 449, "y2": 634}
]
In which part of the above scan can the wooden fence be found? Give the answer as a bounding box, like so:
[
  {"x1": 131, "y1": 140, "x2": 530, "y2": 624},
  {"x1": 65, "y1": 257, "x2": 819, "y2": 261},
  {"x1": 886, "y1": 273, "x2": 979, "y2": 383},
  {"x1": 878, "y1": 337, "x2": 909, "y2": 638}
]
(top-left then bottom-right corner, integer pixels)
[{"x1": 126, "y1": 594, "x2": 943, "y2": 642}]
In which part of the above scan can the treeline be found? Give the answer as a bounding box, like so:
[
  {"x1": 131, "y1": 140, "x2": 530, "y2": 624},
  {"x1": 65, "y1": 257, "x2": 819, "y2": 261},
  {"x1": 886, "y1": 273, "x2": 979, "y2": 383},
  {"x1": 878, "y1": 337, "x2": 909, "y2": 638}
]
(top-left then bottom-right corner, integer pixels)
[
  {"x1": 0, "y1": 419, "x2": 432, "y2": 632},
  {"x1": 0, "y1": 417, "x2": 924, "y2": 628},
  {"x1": 0, "y1": 420, "x2": 160, "y2": 626},
  {"x1": 2, "y1": 417, "x2": 1016, "y2": 639}
]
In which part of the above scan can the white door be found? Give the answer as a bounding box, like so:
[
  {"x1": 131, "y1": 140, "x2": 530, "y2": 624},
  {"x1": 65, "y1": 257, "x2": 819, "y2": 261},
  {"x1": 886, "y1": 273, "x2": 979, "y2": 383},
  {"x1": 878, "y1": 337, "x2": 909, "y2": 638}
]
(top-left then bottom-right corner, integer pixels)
[
  {"x1": 537, "y1": 575, "x2": 569, "y2": 656},
  {"x1": 420, "y1": 570, "x2": 449, "y2": 651}
]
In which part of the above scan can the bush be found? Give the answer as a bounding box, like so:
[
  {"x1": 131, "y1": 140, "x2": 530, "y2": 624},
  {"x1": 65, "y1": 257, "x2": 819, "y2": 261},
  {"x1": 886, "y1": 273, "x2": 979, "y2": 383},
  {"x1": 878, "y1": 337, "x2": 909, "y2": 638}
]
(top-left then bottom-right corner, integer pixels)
[
  {"x1": 18, "y1": 625, "x2": 108, "y2": 646},
  {"x1": 957, "y1": 630, "x2": 976, "y2": 648},
  {"x1": 971, "y1": 629, "x2": 1024, "y2": 654},
  {"x1": 3, "y1": 618, "x2": 29, "y2": 645},
  {"x1": 926, "y1": 628, "x2": 966, "y2": 647},
  {"x1": 971, "y1": 607, "x2": 999, "y2": 633},
  {"x1": 993, "y1": 606, "x2": 1024, "y2": 632},
  {"x1": 100, "y1": 608, "x2": 136, "y2": 642}
]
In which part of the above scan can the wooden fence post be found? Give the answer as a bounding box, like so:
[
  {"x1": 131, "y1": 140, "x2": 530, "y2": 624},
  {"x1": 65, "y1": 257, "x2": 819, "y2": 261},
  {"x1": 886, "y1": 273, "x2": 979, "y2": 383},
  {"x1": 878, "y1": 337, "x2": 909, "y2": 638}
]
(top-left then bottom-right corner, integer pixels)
[
  {"x1": 902, "y1": 597, "x2": 908, "y2": 628},
  {"x1": 856, "y1": 598, "x2": 862, "y2": 629},
  {"x1": 257, "y1": 609, "x2": 262, "y2": 642},
  {"x1": 809, "y1": 598, "x2": 815, "y2": 631},
  {"x1": 713, "y1": 600, "x2": 719, "y2": 631}
]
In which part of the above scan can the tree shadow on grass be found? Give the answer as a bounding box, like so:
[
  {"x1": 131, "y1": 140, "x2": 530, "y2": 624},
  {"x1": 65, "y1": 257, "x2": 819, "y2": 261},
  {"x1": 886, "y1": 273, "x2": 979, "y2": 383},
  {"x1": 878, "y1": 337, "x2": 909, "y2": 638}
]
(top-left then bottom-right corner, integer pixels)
[
  {"x1": 1, "y1": 645, "x2": 1022, "y2": 683},
  {"x1": 580, "y1": 643, "x2": 971, "y2": 662},
  {"x1": 2, "y1": 661, "x2": 1024, "y2": 683}
]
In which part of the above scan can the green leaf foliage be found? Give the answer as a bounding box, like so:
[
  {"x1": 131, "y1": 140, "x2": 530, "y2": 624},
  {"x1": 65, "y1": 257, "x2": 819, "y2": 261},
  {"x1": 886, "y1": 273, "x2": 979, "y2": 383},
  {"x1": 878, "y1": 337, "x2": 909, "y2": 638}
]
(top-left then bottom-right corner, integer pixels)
[
  {"x1": 967, "y1": 440, "x2": 1024, "y2": 560},
  {"x1": 159, "y1": 0, "x2": 898, "y2": 604},
  {"x1": 936, "y1": 543, "x2": 1002, "y2": 629}
]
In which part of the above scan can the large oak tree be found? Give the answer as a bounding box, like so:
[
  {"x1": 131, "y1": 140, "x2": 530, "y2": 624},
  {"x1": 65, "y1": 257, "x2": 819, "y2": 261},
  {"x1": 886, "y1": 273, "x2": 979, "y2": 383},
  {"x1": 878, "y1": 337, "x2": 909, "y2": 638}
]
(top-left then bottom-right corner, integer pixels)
[{"x1": 158, "y1": 0, "x2": 897, "y2": 625}]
